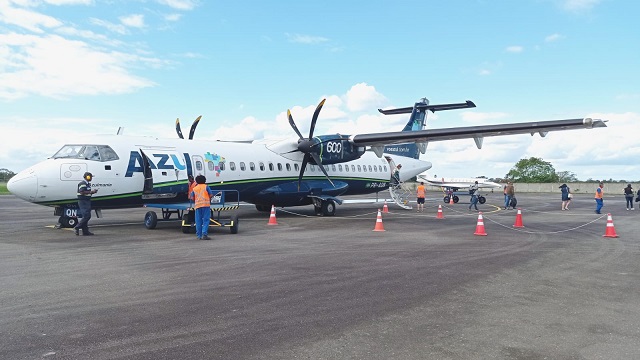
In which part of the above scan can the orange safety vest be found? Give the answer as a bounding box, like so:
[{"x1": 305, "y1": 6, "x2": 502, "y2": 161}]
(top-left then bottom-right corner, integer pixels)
[
  {"x1": 416, "y1": 185, "x2": 426, "y2": 198},
  {"x1": 594, "y1": 187, "x2": 603, "y2": 199},
  {"x1": 188, "y1": 181, "x2": 196, "y2": 200},
  {"x1": 192, "y1": 184, "x2": 211, "y2": 209}
]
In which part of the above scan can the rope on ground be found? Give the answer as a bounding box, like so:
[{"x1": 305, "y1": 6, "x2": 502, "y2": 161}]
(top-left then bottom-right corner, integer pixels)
[
  {"x1": 277, "y1": 208, "x2": 378, "y2": 219},
  {"x1": 482, "y1": 213, "x2": 607, "y2": 234}
]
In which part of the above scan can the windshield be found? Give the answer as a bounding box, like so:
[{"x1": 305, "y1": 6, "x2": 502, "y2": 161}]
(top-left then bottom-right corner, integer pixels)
[{"x1": 52, "y1": 145, "x2": 119, "y2": 162}]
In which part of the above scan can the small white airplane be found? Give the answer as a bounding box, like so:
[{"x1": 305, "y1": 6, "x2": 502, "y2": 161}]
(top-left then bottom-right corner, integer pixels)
[
  {"x1": 8, "y1": 97, "x2": 606, "y2": 229},
  {"x1": 418, "y1": 174, "x2": 502, "y2": 204}
]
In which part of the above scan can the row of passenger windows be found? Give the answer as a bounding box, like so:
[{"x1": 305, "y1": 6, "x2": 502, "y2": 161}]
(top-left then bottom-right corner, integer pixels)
[{"x1": 195, "y1": 161, "x2": 389, "y2": 174}]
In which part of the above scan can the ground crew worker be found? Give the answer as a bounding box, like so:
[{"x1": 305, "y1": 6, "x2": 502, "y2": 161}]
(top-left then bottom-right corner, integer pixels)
[
  {"x1": 190, "y1": 175, "x2": 214, "y2": 240},
  {"x1": 469, "y1": 181, "x2": 479, "y2": 211},
  {"x1": 416, "y1": 181, "x2": 426, "y2": 212},
  {"x1": 74, "y1": 172, "x2": 98, "y2": 236},
  {"x1": 595, "y1": 182, "x2": 604, "y2": 214}
]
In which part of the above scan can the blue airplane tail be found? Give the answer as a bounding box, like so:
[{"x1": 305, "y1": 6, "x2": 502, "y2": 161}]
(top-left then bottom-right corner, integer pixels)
[{"x1": 379, "y1": 98, "x2": 475, "y2": 159}]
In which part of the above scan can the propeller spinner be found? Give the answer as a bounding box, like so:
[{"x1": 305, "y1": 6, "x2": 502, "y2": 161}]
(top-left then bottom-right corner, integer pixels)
[{"x1": 287, "y1": 99, "x2": 335, "y2": 189}]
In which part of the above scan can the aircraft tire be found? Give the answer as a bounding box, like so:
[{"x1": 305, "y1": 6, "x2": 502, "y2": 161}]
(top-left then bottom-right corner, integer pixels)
[
  {"x1": 255, "y1": 204, "x2": 270, "y2": 212},
  {"x1": 322, "y1": 200, "x2": 336, "y2": 216},
  {"x1": 443, "y1": 196, "x2": 450, "y2": 204},
  {"x1": 58, "y1": 216, "x2": 78, "y2": 228},
  {"x1": 478, "y1": 196, "x2": 486, "y2": 204},
  {"x1": 230, "y1": 214, "x2": 239, "y2": 234},
  {"x1": 453, "y1": 196, "x2": 459, "y2": 203},
  {"x1": 144, "y1": 211, "x2": 158, "y2": 229}
]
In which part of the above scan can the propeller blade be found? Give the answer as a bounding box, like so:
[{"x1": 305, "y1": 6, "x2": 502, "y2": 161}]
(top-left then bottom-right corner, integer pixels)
[
  {"x1": 298, "y1": 155, "x2": 309, "y2": 190},
  {"x1": 310, "y1": 152, "x2": 334, "y2": 187},
  {"x1": 308, "y1": 98, "x2": 326, "y2": 138},
  {"x1": 175, "y1": 118, "x2": 184, "y2": 139},
  {"x1": 288, "y1": 110, "x2": 304, "y2": 140},
  {"x1": 188, "y1": 115, "x2": 202, "y2": 140}
]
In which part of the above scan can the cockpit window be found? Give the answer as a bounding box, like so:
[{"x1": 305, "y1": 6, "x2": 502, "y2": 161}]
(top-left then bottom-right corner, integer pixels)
[{"x1": 52, "y1": 145, "x2": 119, "y2": 162}]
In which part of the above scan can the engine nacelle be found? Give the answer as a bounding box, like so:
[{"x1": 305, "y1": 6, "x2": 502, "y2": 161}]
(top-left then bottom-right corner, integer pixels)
[{"x1": 310, "y1": 135, "x2": 365, "y2": 165}]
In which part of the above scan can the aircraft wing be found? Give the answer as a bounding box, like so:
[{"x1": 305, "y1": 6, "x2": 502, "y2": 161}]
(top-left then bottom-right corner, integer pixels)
[{"x1": 350, "y1": 117, "x2": 606, "y2": 148}]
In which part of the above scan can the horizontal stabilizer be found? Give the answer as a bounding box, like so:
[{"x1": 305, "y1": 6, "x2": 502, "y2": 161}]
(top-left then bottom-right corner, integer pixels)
[{"x1": 378, "y1": 100, "x2": 476, "y2": 115}]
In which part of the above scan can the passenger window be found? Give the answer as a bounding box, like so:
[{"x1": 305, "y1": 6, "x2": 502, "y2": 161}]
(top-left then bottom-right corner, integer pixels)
[
  {"x1": 268, "y1": 162, "x2": 274, "y2": 171},
  {"x1": 286, "y1": 163, "x2": 291, "y2": 171},
  {"x1": 338, "y1": 164, "x2": 343, "y2": 172},
  {"x1": 368, "y1": 165, "x2": 372, "y2": 172},
  {"x1": 310, "y1": 165, "x2": 315, "y2": 172},
  {"x1": 208, "y1": 162, "x2": 214, "y2": 171},
  {"x1": 240, "y1": 162, "x2": 246, "y2": 171},
  {"x1": 383, "y1": 165, "x2": 388, "y2": 172},
  {"x1": 277, "y1": 163, "x2": 282, "y2": 171},
  {"x1": 259, "y1": 162, "x2": 265, "y2": 171},
  {"x1": 230, "y1": 162, "x2": 236, "y2": 171},
  {"x1": 294, "y1": 163, "x2": 299, "y2": 172},
  {"x1": 351, "y1": 165, "x2": 356, "y2": 172},
  {"x1": 331, "y1": 165, "x2": 336, "y2": 172},
  {"x1": 219, "y1": 162, "x2": 225, "y2": 170},
  {"x1": 357, "y1": 165, "x2": 362, "y2": 172},
  {"x1": 196, "y1": 161, "x2": 203, "y2": 171},
  {"x1": 345, "y1": 165, "x2": 349, "y2": 172},
  {"x1": 250, "y1": 162, "x2": 256, "y2": 171}
]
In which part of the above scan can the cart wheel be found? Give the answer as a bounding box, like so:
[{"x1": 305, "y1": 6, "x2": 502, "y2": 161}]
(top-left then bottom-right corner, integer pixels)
[
  {"x1": 144, "y1": 211, "x2": 158, "y2": 229},
  {"x1": 230, "y1": 214, "x2": 239, "y2": 234},
  {"x1": 478, "y1": 196, "x2": 486, "y2": 204},
  {"x1": 181, "y1": 214, "x2": 192, "y2": 234}
]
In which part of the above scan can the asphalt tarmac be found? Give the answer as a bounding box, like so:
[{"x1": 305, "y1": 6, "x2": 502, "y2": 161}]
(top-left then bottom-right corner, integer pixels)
[{"x1": 1, "y1": 193, "x2": 639, "y2": 360}]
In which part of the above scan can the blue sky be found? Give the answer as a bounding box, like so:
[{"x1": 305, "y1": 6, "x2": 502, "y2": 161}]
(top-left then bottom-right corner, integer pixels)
[{"x1": 1, "y1": 0, "x2": 639, "y2": 181}]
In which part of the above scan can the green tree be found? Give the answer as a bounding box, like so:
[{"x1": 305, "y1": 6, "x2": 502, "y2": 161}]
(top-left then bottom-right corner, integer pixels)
[
  {"x1": 0, "y1": 168, "x2": 15, "y2": 182},
  {"x1": 556, "y1": 170, "x2": 578, "y2": 183},
  {"x1": 505, "y1": 157, "x2": 559, "y2": 183}
]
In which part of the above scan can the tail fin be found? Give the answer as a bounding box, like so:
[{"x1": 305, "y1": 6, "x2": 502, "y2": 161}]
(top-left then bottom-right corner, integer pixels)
[{"x1": 379, "y1": 98, "x2": 475, "y2": 159}]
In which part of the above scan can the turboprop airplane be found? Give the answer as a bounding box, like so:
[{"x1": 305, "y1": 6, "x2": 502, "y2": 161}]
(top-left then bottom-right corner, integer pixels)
[
  {"x1": 418, "y1": 174, "x2": 502, "y2": 204},
  {"x1": 7, "y1": 97, "x2": 607, "y2": 228}
]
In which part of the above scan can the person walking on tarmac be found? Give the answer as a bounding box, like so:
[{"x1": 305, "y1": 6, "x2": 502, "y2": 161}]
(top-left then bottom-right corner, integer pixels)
[
  {"x1": 469, "y1": 181, "x2": 480, "y2": 211},
  {"x1": 190, "y1": 175, "x2": 214, "y2": 240},
  {"x1": 416, "y1": 181, "x2": 426, "y2": 212},
  {"x1": 624, "y1": 184, "x2": 634, "y2": 211},
  {"x1": 504, "y1": 181, "x2": 515, "y2": 210},
  {"x1": 74, "y1": 172, "x2": 98, "y2": 236},
  {"x1": 594, "y1": 182, "x2": 604, "y2": 214}
]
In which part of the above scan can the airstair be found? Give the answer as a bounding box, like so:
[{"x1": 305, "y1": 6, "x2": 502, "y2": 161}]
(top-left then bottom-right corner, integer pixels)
[{"x1": 388, "y1": 182, "x2": 413, "y2": 210}]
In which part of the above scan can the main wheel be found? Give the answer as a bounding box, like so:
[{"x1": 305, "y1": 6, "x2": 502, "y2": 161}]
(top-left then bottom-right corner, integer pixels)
[
  {"x1": 229, "y1": 214, "x2": 239, "y2": 234},
  {"x1": 478, "y1": 196, "x2": 486, "y2": 204},
  {"x1": 453, "y1": 196, "x2": 459, "y2": 203},
  {"x1": 58, "y1": 216, "x2": 78, "y2": 228},
  {"x1": 255, "y1": 204, "x2": 270, "y2": 212},
  {"x1": 321, "y1": 200, "x2": 336, "y2": 216},
  {"x1": 443, "y1": 196, "x2": 450, "y2": 204},
  {"x1": 144, "y1": 211, "x2": 158, "y2": 229}
]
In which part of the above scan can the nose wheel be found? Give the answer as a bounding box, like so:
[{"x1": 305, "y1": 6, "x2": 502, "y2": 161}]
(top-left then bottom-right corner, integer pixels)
[{"x1": 57, "y1": 215, "x2": 78, "y2": 228}]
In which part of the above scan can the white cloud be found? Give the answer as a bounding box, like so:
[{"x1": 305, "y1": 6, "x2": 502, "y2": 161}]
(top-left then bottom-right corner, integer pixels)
[
  {"x1": 545, "y1": 33, "x2": 563, "y2": 42},
  {"x1": 285, "y1": 33, "x2": 329, "y2": 44},
  {"x1": 0, "y1": 1, "x2": 62, "y2": 33},
  {"x1": 344, "y1": 83, "x2": 388, "y2": 112},
  {"x1": 157, "y1": 0, "x2": 199, "y2": 11},
  {"x1": 461, "y1": 111, "x2": 509, "y2": 124},
  {"x1": 505, "y1": 46, "x2": 524, "y2": 53},
  {"x1": 0, "y1": 33, "x2": 156, "y2": 100},
  {"x1": 560, "y1": 0, "x2": 601, "y2": 11},
  {"x1": 90, "y1": 18, "x2": 128, "y2": 35},
  {"x1": 44, "y1": 0, "x2": 93, "y2": 5},
  {"x1": 120, "y1": 14, "x2": 145, "y2": 29}
]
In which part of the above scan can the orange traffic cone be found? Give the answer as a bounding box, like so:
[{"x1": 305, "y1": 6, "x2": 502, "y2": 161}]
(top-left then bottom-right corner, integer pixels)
[
  {"x1": 513, "y1": 208, "x2": 524, "y2": 228},
  {"x1": 603, "y1": 213, "x2": 618, "y2": 238},
  {"x1": 382, "y1": 200, "x2": 389, "y2": 213},
  {"x1": 474, "y1": 212, "x2": 487, "y2": 236},
  {"x1": 373, "y1": 209, "x2": 385, "y2": 232},
  {"x1": 449, "y1": 195, "x2": 454, "y2": 205},
  {"x1": 267, "y1": 205, "x2": 278, "y2": 225},
  {"x1": 436, "y1": 204, "x2": 444, "y2": 219}
]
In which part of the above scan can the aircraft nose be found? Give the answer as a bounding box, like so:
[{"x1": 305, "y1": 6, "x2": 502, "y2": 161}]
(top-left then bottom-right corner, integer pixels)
[{"x1": 7, "y1": 170, "x2": 38, "y2": 202}]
